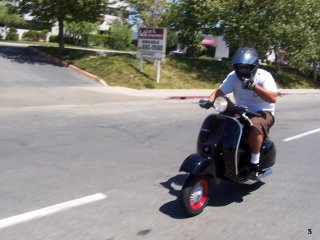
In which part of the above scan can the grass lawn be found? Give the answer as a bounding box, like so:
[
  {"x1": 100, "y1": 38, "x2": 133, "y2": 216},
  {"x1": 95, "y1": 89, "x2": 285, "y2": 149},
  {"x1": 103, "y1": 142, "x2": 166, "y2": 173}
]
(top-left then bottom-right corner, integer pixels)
[{"x1": 34, "y1": 46, "x2": 320, "y2": 89}]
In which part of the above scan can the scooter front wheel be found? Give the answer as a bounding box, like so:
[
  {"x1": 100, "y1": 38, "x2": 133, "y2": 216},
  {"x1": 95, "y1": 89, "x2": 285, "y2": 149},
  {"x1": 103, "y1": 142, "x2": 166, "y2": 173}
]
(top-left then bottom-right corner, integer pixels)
[{"x1": 180, "y1": 175, "x2": 210, "y2": 217}]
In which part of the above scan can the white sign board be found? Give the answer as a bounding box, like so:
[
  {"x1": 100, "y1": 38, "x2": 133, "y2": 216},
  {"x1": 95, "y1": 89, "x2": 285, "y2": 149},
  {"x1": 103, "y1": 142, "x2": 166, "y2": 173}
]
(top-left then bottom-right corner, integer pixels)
[
  {"x1": 136, "y1": 51, "x2": 165, "y2": 60},
  {"x1": 137, "y1": 28, "x2": 167, "y2": 61}
]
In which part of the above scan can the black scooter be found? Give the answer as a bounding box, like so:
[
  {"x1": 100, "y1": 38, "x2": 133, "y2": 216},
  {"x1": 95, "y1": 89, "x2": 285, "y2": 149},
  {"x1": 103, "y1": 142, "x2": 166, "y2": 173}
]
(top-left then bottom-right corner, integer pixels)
[{"x1": 179, "y1": 96, "x2": 276, "y2": 217}]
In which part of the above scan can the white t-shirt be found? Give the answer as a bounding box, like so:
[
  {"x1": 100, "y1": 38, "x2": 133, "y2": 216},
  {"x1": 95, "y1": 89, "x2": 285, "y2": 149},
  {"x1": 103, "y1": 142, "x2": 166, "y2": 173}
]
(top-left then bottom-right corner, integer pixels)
[{"x1": 219, "y1": 68, "x2": 278, "y2": 114}]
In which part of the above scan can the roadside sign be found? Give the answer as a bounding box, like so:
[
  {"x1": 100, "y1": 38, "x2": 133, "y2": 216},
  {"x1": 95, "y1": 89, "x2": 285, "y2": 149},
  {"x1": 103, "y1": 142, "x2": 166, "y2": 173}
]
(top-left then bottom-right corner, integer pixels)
[
  {"x1": 137, "y1": 28, "x2": 167, "y2": 60},
  {"x1": 136, "y1": 52, "x2": 165, "y2": 61},
  {"x1": 137, "y1": 27, "x2": 167, "y2": 83}
]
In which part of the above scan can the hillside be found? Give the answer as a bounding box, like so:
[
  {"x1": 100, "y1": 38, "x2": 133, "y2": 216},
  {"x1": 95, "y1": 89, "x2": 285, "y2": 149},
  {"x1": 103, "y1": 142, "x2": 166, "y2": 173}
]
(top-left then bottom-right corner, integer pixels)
[{"x1": 36, "y1": 46, "x2": 320, "y2": 90}]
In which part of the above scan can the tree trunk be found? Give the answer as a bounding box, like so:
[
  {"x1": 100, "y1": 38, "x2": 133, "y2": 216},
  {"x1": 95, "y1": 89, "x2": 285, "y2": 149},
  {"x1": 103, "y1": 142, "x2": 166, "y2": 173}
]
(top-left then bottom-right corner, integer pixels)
[
  {"x1": 273, "y1": 46, "x2": 281, "y2": 73},
  {"x1": 312, "y1": 62, "x2": 318, "y2": 82},
  {"x1": 58, "y1": 18, "x2": 64, "y2": 49},
  {"x1": 259, "y1": 51, "x2": 265, "y2": 63},
  {"x1": 238, "y1": 31, "x2": 245, "y2": 48}
]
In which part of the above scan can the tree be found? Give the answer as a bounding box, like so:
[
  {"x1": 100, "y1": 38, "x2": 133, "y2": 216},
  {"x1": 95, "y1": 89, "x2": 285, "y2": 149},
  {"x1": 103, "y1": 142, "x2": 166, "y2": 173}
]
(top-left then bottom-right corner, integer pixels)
[
  {"x1": 108, "y1": 19, "x2": 132, "y2": 50},
  {"x1": 215, "y1": 0, "x2": 320, "y2": 73},
  {"x1": 162, "y1": 0, "x2": 219, "y2": 56},
  {"x1": 65, "y1": 21, "x2": 97, "y2": 46},
  {"x1": 281, "y1": 0, "x2": 320, "y2": 81},
  {"x1": 0, "y1": 2, "x2": 25, "y2": 28},
  {"x1": 18, "y1": 0, "x2": 109, "y2": 49},
  {"x1": 214, "y1": 0, "x2": 283, "y2": 71},
  {"x1": 125, "y1": 0, "x2": 168, "y2": 27}
]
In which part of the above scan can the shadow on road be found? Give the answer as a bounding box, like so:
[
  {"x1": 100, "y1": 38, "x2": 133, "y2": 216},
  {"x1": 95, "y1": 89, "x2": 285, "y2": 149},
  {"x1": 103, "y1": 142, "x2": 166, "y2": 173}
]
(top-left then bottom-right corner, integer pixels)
[
  {"x1": 159, "y1": 174, "x2": 264, "y2": 219},
  {"x1": 208, "y1": 180, "x2": 264, "y2": 206},
  {"x1": 0, "y1": 46, "x2": 63, "y2": 66},
  {"x1": 159, "y1": 174, "x2": 187, "y2": 219}
]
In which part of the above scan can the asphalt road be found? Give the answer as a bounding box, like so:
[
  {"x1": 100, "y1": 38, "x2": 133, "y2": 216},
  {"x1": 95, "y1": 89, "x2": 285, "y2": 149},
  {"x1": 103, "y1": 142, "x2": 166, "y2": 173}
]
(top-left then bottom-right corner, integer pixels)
[{"x1": 0, "y1": 44, "x2": 319, "y2": 240}]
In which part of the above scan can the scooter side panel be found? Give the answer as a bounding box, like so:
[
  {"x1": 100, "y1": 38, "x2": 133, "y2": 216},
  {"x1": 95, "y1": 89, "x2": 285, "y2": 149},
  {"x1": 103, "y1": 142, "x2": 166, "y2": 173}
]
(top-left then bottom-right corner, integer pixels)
[{"x1": 260, "y1": 140, "x2": 276, "y2": 169}]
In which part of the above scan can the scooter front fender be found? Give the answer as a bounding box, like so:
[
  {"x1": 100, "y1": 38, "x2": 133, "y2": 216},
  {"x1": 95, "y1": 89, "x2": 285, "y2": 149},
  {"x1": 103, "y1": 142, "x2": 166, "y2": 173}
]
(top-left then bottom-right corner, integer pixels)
[{"x1": 179, "y1": 153, "x2": 215, "y2": 177}]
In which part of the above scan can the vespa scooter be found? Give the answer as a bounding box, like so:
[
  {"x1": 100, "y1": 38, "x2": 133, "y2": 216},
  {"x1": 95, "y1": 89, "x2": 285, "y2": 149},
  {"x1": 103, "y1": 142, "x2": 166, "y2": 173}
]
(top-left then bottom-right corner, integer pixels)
[{"x1": 179, "y1": 96, "x2": 276, "y2": 217}]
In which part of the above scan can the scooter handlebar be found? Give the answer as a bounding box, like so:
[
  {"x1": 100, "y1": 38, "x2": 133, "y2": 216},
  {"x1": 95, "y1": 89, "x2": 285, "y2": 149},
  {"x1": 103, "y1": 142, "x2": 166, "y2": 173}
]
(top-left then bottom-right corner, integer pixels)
[
  {"x1": 199, "y1": 99, "x2": 213, "y2": 109},
  {"x1": 197, "y1": 97, "x2": 262, "y2": 118},
  {"x1": 236, "y1": 104, "x2": 261, "y2": 117}
]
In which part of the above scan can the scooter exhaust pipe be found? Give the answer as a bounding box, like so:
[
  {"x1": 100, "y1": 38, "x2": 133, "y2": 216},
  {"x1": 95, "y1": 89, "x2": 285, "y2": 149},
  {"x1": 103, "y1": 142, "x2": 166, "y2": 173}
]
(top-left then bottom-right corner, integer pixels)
[
  {"x1": 257, "y1": 167, "x2": 273, "y2": 179},
  {"x1": 243, "y1": 167, "x2": 273, "y2": 185}
]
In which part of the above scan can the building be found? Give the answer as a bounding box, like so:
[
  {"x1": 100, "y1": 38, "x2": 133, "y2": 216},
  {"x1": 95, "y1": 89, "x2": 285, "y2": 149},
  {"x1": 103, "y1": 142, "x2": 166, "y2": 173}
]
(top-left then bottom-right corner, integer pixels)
[{"x1": 200, "y1": 34, "x2": 229, "y2": 59}]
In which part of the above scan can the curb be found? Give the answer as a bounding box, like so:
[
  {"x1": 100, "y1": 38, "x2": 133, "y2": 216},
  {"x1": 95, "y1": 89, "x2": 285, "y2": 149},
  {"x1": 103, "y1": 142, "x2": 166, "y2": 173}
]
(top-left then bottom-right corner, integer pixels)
[
  {"x1": 168, "y1": 96, "x2": 208, "y2": 100},
  {"x1": 29, "y1": 47, "x2": 108, "y2": 86}
]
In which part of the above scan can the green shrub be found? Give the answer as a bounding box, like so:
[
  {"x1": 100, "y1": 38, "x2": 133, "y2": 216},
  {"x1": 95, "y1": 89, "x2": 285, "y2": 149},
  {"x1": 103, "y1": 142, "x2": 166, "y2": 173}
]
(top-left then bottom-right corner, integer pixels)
[
  {"x1": 22, "y1": 29, "x2": 49, "y2": 41},
  {"x1": 65, "y1": 21, "x2": 97, "y2": 46},
  {"x1": 49, "y1": 35, "x2": 74, "y2": 44},
  {"x1": 5, "y1": 28, "x2": 19, "y2": 41},
  {"x1": 108, "y1": 20, "x2": 132, "y2": 50},
  {"x1": 41, "y1": 29, "x2": 49, "y2": 39},
  {"x1": 186, "y1": 44, "x2": 206, "y2": 57},
  {"x1": 88, "y1": 34, "x2": 110, "y2": 47},
  {"x1": 22, "y1": 30, "x2": 40, "y2": 41},
  {"x1": 49, "y1": 35, "x2": 57, "y2": 42}
]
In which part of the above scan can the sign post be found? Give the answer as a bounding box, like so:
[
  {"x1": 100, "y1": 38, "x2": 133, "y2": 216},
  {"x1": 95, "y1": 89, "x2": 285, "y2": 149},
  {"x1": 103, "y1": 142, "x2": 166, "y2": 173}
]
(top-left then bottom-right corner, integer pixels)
[
  {"x1": 137, "y1": 27, "x2": 167, "y2": 83},
  {"x1": 156, "y1": 60, "x2": 161, "y2": 83}
]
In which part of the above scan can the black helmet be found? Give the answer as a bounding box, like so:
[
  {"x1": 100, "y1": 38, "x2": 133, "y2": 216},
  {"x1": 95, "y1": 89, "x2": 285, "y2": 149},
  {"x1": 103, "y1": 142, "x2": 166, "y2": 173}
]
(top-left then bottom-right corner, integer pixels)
[{"x1": 233, "y1": 48, "x2": 259, "y2": 80}]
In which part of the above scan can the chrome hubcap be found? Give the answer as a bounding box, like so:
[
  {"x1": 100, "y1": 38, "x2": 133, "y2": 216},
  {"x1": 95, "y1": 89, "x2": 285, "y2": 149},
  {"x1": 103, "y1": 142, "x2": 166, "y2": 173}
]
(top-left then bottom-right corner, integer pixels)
[{"x1": 190, "y1": 183, "x2": 203, "y2": 204}]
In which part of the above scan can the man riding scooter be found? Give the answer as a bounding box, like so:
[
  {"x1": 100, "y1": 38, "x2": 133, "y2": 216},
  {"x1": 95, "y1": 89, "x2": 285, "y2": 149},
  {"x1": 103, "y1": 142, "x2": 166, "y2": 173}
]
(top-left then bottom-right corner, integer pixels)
[{"x1": 200, "y1": 47, "x2": 278, "y2": 179}]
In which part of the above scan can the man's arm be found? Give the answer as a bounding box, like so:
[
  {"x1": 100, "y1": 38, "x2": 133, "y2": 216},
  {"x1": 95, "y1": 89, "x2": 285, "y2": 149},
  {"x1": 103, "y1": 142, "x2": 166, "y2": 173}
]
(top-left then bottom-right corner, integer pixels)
[
  {"x1": 208, "y1": 88, "x2": 225, "y2": 102},
  {"x1": 254, "y1": 85, "x2": 277, "y2": 103}
]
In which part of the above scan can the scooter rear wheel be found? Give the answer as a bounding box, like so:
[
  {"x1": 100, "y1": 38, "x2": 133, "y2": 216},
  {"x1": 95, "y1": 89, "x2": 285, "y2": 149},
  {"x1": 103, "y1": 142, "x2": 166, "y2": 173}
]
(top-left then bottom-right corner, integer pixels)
[{"x1": 180, "y1": 175, "x2": 210, "y2": 217}]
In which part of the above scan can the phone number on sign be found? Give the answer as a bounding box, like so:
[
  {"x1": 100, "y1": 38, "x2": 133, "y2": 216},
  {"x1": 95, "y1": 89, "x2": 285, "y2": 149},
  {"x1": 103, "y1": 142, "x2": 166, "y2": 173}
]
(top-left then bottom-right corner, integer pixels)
[{"x1": 139, "y1": 45, "x2": 163, "y2": 51}]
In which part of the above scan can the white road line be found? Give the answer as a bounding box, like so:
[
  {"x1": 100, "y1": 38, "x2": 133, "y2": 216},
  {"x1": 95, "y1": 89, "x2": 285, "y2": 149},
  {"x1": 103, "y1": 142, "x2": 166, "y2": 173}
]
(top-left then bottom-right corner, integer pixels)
[
  {"x1": 0, "y1": 193, "x2": 106, "y2": 230},
  {"x1": 283, "y1": 128, "x2": 320, "y2": 142}
]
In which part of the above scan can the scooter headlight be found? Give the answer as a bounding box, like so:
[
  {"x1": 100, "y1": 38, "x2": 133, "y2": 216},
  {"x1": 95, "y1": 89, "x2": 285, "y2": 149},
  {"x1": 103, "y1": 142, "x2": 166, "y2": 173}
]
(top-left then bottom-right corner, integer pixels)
[{"x1": 214, "y1": 96, "x2": 228, "y2": 112}]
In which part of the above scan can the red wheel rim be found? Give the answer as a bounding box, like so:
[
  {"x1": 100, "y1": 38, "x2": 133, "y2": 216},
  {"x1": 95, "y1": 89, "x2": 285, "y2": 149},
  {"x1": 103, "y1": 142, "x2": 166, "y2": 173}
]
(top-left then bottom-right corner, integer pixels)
[{"x1": 189, "y1": 179, "x2": 209, "y2": 210}]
